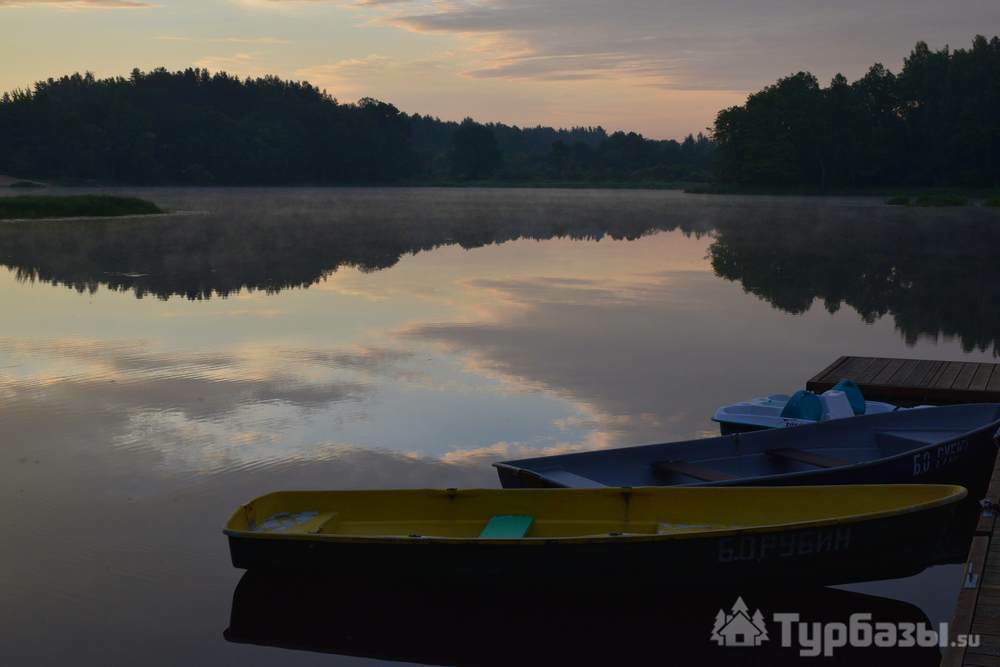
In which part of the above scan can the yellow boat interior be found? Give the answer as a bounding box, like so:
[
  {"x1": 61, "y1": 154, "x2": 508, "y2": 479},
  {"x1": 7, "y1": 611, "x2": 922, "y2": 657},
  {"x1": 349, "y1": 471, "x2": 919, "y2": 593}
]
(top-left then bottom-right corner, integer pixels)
[{"x1": 224, "y1": 485, "x2": 965, "y2": 542}]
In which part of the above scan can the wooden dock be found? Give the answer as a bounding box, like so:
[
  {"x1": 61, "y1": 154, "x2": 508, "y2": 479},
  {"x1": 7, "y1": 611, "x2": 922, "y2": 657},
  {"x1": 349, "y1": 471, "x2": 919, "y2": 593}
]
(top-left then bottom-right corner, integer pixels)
[
  {"x1": 808, "y1": 355, "x2": 1000, "y2": 666},
  {"x1": 807, "y1": 356, "x2": 1000, "y2": 405},
  {"x1": 941, "y1": 452, "x2": 1000, "y2": 667}
]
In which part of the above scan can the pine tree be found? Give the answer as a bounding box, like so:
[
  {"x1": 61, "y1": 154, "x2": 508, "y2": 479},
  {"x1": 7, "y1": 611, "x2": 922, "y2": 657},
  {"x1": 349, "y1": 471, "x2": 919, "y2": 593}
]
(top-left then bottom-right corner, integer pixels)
[
  {"x1": 710, "y1": 609, "x2": 727, "y2": 644},
  {"x1": 751, "y1": 609, "x2": 769, "y2": 644}
]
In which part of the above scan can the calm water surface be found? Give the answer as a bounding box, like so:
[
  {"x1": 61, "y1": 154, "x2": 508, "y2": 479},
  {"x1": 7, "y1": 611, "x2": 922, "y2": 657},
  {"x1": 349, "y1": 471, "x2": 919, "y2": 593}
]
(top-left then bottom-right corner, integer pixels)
[{"x1": 1, "y1": 188, "x2": 998, "y2": 665}]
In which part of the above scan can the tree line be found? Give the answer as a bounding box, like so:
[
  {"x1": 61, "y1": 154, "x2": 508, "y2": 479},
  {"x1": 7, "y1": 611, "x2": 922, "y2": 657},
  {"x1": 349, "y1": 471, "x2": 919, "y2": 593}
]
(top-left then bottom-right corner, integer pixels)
[
  {"x1": 713, "y1": 35, "x2": 1000, "y2": 188},
  {"x1": 0, "y1": 68, "x2": 712, "y2": 186},
  {"x1": 3, "y1": 35, "x2": 996, "y2": 189}
]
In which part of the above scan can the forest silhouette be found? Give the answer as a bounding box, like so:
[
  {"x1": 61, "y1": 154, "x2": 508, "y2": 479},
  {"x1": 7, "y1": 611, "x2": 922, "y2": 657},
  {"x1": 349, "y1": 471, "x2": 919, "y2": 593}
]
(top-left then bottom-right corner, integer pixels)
[
  {"x1": 0, "y1": 69, "x2": 710, "y2": 186},
  {"x1": 1, "y1": 36, "x2": 998, "y2": 188},
  {"x1": 714, "y1": 35, "x2": 1000, "y2": 188}
]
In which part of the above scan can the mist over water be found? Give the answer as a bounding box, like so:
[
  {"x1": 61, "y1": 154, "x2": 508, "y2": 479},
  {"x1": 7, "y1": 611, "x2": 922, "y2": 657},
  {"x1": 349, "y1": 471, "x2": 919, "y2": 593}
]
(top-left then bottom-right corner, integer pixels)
[{"x1": 0, "y1": 187, "x2": 995, "y2": 664}]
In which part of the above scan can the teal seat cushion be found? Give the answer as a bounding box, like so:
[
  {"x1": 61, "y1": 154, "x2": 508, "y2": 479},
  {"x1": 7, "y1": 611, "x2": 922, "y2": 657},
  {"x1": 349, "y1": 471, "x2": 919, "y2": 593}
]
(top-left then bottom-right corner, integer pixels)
[
  {"x1": 479, "y1": 515, "x2": 534, "y2": 539},
  {"x1": 780, "y1": 390, "x2": 823, "y2": 421},
  {"x1": 833, "y1": 378, "x2": 866, "y2": 415}
]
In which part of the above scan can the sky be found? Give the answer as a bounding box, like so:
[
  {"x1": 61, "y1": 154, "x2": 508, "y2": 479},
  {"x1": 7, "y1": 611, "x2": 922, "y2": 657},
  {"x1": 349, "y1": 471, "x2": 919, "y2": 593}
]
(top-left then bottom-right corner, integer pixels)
[{"x1": 1, "y1": 1, "x2": 998, "y2": 139}]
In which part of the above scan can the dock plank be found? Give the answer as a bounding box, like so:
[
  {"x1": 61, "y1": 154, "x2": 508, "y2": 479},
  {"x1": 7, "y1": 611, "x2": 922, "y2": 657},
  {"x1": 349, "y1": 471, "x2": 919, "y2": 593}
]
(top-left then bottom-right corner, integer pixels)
[
  {"x1": 808, "y1": 356, "x2": 848, "y2": 386},
  {"x1": 827, "y1": 356, "x2": 873, "y2": 383},
  {"x1": 952, "y1": 451, "x2": 1000, "y2": 667},
  {"x1": 892, "y1": 359, "x2": 934, "y2": 388},
  {"x1": 871, "y1": 358, "x2": 908, "y2": 386},
  {"x1": 937, "y1": 362, "x2": 967, "y2": 389},
  {"x1": 946, "y1": 535, "x2": 990, "y2": 667},
  {"x1": 885, "y1": 359, "x2": 920, "y2": 387},
  {"x1": 954, "y1": 363, "x2": 981, "y2": 391},
  {"x1": 914, "y1": 361, "x2": 945, "y2": 389},
  {"x1": 849, "y1": 356, "x2": 880, "y2": 378},
  {"x1": 964, "y1": 655, "x2": 1000, "y2": 667},
  {"x1": 971, "y1": 365, "x2": 997, "y2": 393},
  {"x1": 856, "y1": 357, "x2": 892, "y2": 385}
]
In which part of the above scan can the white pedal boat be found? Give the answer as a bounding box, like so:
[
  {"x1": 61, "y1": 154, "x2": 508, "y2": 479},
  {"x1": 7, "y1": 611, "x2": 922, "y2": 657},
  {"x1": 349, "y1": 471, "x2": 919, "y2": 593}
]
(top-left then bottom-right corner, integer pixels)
[{"x1": 712, "y1": 379, "x2": 898, "y2": 434}]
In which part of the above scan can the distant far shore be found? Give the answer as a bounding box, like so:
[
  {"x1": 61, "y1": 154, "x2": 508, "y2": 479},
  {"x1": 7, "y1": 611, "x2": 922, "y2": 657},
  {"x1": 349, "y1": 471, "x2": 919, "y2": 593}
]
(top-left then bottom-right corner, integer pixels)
[
  {"x1": 3, "y1": 177, "x2": 998, "y2": 207},
  {"x1": 685, "y1": 184, "x2": 1000, "y2": 206},
  {"x1": 0, "y1": 175, "x2": 47, "y2": 189},
  {"x1": 0, "y1": 195, "x2": 164, "y2": 221},
  {"x1": 1, "y1": 176, "x2": 697, "y2": 191}
]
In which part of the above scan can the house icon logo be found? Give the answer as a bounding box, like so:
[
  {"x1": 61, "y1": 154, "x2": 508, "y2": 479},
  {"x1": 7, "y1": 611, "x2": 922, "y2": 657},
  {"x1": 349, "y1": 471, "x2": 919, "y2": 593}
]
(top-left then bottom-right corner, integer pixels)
[{"x1": 711, "y1": 596, "x2": 769, "y2": 647}]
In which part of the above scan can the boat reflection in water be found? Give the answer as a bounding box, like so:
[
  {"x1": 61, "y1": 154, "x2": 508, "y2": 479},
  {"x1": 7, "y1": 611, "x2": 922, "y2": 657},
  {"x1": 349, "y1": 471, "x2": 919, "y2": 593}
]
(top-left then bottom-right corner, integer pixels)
[{"x1": 224, "y1": 570, "x2": 943, "y2": 665}]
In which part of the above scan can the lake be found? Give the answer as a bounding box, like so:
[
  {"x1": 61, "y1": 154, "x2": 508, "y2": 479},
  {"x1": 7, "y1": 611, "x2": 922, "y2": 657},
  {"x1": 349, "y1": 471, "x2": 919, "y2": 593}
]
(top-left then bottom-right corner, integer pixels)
[{"x1": 1, "y1": 187, "x2": 998, "y2": 665}]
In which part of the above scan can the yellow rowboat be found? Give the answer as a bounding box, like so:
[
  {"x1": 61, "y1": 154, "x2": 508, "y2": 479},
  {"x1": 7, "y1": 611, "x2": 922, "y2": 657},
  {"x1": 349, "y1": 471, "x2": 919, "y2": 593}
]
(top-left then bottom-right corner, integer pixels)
[{"x1": 224, "y1": 485, "x2": 966, "y2": 587}]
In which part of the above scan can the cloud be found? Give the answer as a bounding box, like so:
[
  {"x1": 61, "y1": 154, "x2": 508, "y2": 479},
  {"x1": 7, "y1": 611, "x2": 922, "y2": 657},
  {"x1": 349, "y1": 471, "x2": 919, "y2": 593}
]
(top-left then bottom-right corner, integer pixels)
[
  {"x1": 212, "y1": 0, "x2": 1000, "y2": 135},
  {"x1": 0, "y1": 337, "x2": 440, "y2": 474},
  {"x1": 0, "y1": 0, "x2": 153, "y2": 7},
  {"x1": 0, "y1": 339, "x2": 433, "y2": 423},
  {"x1": 295, "y1": 53, "x2": 453, "y2": 97},
  {"x1": 401, "y1": 261, "x2": 867, "y2": 449},
  {"x1": 155, "y1": 35, "x2": 289, "y2": 44},
  {"x1": 194, "y1": 52, "x2": 264, "y2": 77},
  {"x1": 298, "y1": 54, "x2": 394, "y2": 80},
  {"x1": 282, "y1": 346, "x2": 427, "y2": 381},
  {"x1": 0, "y1": 334, "x2": 554, "y2": 480},
  {"x1": 438, "y1": 433, "x2": 611, "y2": 467},
  {"x1": 365, "y1": 0, "x2": 1000, "y2": 91}
]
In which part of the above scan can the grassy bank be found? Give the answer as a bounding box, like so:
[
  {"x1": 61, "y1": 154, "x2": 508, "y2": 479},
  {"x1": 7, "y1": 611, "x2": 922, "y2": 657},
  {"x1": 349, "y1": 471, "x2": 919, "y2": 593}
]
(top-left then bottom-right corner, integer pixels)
[
  {"x1": 686, "y1": 183, "x2": 1000, "y2": 203},
  {"x1": 887, "y1": 194, "x2": 972, "y2": 207},
  {"x1": 402, "y1": 179, "x2": 698, "y2": 190},
  {"x1": 0, "y1": 195, "x2": 163, "y2": 220}
]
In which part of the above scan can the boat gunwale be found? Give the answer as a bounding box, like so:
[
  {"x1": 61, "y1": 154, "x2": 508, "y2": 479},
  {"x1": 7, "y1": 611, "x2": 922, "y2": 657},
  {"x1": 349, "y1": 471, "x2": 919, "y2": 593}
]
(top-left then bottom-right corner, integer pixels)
[
  {"x1": 493, "y1": 408, "x2": 1000, "y2": 489},
  {"x1": 222, "y1": 484, "x2": 967, "y2": 546}
]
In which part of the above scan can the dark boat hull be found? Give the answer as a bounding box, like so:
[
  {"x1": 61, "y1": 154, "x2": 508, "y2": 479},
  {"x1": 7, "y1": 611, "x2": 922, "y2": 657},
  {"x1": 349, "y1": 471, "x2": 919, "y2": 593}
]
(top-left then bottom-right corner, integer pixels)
[
  {"x1": 718, "y1": 420, "x2": 774, "y2": 435},
  {"x1": 228, "y1": 500, "x2": 955, "y2": 589},
  {"x1": 496, "y1": 404, "x2": 1000, "y2": 501}
]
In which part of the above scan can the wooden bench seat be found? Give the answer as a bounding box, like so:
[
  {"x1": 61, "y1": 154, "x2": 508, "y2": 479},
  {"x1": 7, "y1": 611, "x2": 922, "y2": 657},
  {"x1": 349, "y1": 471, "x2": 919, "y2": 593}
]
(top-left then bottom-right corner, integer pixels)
[
  {"x1": 766, "y1": 447, "x2": 849, "y2": 469},
  {"x1": 651, "y1": 460, "x2": 737, "y2": 482},
  {"x1": 543, "y1": 469, "x2": 607, "y2": 488}
]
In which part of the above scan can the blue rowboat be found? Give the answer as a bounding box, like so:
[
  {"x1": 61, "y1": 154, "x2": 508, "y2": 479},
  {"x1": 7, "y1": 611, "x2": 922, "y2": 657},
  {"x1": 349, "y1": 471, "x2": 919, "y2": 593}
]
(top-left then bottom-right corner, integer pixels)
[{"x1": 495, "y1": 404, "x2": 1000, "y2": 500}]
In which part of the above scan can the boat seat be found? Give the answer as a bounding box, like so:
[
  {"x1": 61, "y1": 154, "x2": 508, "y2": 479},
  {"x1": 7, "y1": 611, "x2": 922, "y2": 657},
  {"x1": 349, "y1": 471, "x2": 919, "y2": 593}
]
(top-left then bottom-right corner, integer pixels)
[
  {"x1": 766, "y1": 448, "x2": 849, "y2": 469},
  {"x1": 651, "y1": 460, "x2": 737, "y2": 482},
  {"x1": 832, "y1": 379, "x2": 867, "y2": 415},
  {"x1": 780, "y1": 390, "x2": 823, "y2": 421},
  {"x1": 876, "y1": 429, "x2": 968, "y2": 446},
  {"x1": 479, "y1": 515, "x2": 534, "y2": 539},
  {"x1": 253, "y1": 511, "x2": 336, "y2": 535},
  {"x1": 309, "y1": 513, "x2": 340, "y2": 534},
  {"x1": 542, "y1": 469, "x2": 608, "y2": 488}
]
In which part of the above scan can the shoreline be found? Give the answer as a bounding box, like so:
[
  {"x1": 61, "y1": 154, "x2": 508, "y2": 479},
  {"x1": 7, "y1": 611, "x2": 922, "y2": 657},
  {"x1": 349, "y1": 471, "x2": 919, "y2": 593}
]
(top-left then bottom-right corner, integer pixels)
[
  {"x1": 684, "y1": 184, "x2": 1000, "y2": 198},
  {"x1": 0, "y1": 194, "x2": 166, "y2": 221},
  {"x1": 0, "y1": 210, "x2": 204, "y2": 224},
  {"x1": 4, "y1": 182, "x2": 999, "y2": 207}
]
